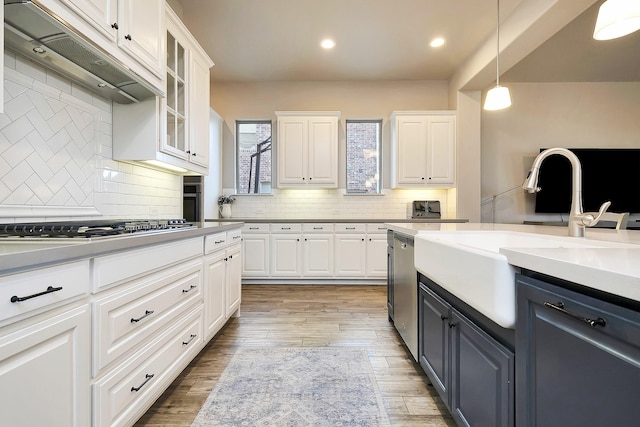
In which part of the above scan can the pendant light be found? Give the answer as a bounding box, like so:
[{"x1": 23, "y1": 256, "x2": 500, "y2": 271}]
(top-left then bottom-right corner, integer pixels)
[
  {"x1": 593, "y1": 0, "x2": 640, "y2": 40},
  {"x1": 484, "y1": 0, "x2": 512, "y2": 111}
]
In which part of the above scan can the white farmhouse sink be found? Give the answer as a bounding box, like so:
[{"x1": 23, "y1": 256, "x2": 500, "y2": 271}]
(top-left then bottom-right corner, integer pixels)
[{"x1": 414, "y1": 231, "x2": 634, "y2": 329}]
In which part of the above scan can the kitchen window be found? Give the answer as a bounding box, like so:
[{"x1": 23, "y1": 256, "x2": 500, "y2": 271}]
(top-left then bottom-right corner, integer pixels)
[
  {"x1": 346, "y1": 119, "x2": 382, "y2": 194},
  {"x1": 236, "y1": 121, "x2": 272, "y2": 194}
]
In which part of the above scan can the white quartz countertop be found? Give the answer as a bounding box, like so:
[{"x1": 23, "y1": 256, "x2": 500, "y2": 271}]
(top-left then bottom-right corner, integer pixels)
[
  {"x1": 387, "y1": 222, "x2": 640, "y2": 302},
  {"x1": 0, "y1": 222, "x2": 243, "y2": 275}
]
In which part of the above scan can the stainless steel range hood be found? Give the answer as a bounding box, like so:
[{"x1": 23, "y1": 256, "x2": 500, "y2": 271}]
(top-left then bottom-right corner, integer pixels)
[{"x1": 4, "y1": 0, "x2": 164, "y2": 103}]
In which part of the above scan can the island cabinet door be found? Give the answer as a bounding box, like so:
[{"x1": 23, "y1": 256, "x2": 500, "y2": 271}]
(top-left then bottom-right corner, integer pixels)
[
  {"x1": 449, "y1": 311, "x2": 514, "y2": 427},
  {"x1": 419, "y1": 283, "x2": 450, "y2": 406},
  {"x1": 516, "y1": 274, "x2": 640, "y2": 427}
]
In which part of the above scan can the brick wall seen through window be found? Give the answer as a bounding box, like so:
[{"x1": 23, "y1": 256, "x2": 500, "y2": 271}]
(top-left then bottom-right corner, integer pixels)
[{"x1": 346, "y1": 120, "x2": 381, "y2": 194}]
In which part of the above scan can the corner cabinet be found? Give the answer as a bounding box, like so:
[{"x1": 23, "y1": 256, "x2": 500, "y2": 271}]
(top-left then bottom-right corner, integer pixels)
[
  {"x1": 113, "y1": 5, "x2": 214, "y2": 175},
  {"x1": 391, "y1": 111, "x2": 456, "y2": 188},
  {"x1": 276, "y1": 111, "x2": 340, "y2": 188},
  {"x1": 516, "y1": 273, "x2": 640, "y2": 427},
  {"x1": 419, "y1": 279, "x2": 514, "y2": 427}
]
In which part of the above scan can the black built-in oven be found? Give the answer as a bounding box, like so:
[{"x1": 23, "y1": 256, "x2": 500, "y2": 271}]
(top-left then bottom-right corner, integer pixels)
[{"x1": 183, "y1": 176, "x2": 202, "y2": 222}]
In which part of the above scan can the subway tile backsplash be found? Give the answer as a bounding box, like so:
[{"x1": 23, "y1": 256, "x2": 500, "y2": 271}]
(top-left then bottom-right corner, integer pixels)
[
  {"x1": 227, "y1": 188, "x2": 455, "y2": 220},
  {"x1": 0, "y1": 52, "x2": 181, "y2": 222}
]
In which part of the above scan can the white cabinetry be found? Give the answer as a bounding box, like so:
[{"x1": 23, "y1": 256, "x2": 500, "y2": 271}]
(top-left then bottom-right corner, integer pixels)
[
  {"x1": 242, "y1": 222, "x2": 387, "y2": 282},
  {"x1": 204, "y1": 230, "x2": 242, "y2": 341},
  {"x1": 270, "y1": 224, "x2": 303, "y2": 277},
  {"x1": 91, "y1": 238, "x2": 205, "y2": 426},
  {"x1": 113, "y1": 5, "x2": 213, "y2": 175},
  {"x1": 302, "y1": 223, "x2": 334, "y2": 277},
  {"x1": 242, "y1": 224, "x2": 270, "y2": 277},
  {"x1": 365, "y1": 224, "x2": 388, "y2": 278},
  {"x1": 58, "y1": 0, "x2": 164, "y2": 80},
  {"x1": 391, "y1": 111, "x2": 456, "y2": 188},
  {"x1": 276, "y1": 112, "x2": 340, "y2": 188},
  {"x1": 0, "y1": 305, "x2": 91, "y2": 427},
  {"x1": 334, "y1": 224, "x2": 367, "y2": 277},
  {"x1": 0, "y1": 260, "x2": 91, "y2": 427}
]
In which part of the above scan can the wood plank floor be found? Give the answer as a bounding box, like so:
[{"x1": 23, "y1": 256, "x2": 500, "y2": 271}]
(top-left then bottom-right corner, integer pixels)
[{"x1": 135, "y1": 285, "x2": 456, "y2": 427}]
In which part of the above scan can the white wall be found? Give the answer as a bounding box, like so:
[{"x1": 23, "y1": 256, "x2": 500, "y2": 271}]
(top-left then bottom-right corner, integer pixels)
[
  {"x1": 481, "y1": 82, "x2": 640, "y2": 224},
  {"x1": 209, "y1": 80, "x2": 460, "y2": 220},
  {"x1": 0, "y1": 52, "x2": 182, "y2": 223}
]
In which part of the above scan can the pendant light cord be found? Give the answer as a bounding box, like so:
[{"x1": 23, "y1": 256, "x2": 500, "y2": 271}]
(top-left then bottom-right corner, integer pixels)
[{"x1": 496, "y1": 0, "x2": 501, "y2": 86}]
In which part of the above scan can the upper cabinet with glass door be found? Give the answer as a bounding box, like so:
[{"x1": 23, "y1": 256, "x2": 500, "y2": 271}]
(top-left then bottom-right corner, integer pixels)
[
  {"x1": 161, "y1": 6, "x2": 214, "y2": 170},
  {"x1": 112, "y1": 4, "x2": 213, "y2": 175}
]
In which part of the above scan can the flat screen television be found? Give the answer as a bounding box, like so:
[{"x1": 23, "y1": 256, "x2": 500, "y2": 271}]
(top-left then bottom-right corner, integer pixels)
[{"x1": 534, "y1": 148, "x2": 640, "y2": 214}]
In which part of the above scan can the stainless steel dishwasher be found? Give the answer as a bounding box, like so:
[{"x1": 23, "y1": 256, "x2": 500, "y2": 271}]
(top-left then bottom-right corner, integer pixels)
[{"x1": 393, "y1": 233, "x2": 417, "y2": 361}]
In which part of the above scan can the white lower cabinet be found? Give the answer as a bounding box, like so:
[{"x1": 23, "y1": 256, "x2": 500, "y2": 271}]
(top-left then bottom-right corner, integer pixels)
[
  {"x1": 93, "y1": 306, "x2": 203, "y2": 427},
  {"x1": 335, "y1": 234, "x2": 367, "y2": 277},
  {"x1": 271, "y1": 233, "x2": 302, "y2": 277},
  {"x1": 242, "y1": 224, "x2": 270, "y2": 277},
  {"x1": 204, "y1": 236, "x2": 242, "y2": 341},
  {"x1": 302, "y1": 223, "x2": 334, "y2": 277},
  {"x1": 0, "y1": 304, "x2": 91, "y2": 427},
  {"x1": 366, "y1": 224, "x2": 388, "y2": 278},
  {"x1": 244, "y1": 223, "x2": 387, "y2": 282}
]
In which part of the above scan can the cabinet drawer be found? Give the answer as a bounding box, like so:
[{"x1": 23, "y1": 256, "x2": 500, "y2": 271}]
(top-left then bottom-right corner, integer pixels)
[
  {"x1": 93, "y1": 306, "x2": 203, "y2": 427},
  {"x1": 93, "y1": 259, "x2": 202, "y2": 374},
  {"x1": 302, "y1": 223, "x2": 334, "y2": 233},
  {"x1": 93, "y1": 238, "x2": 203, "y2": 292},
  {"x1": 335, "y1": 223, "x2": 366, "y2": 233},
  {"x1": 204, "y1": 232, "x2": 228, "y2": 253},
  {"x1": 271, "y1": 223, "x2": 302, "y2": 233},
  {"x1": 366, "y1": 223, "x2": 388, "y2": 234},
  {"x1": 0, "y1": 260, "x2": 89, "y2": 323},
  {"x1": 242, "y1": 223, "x2": 269, "y2": 233},
  {"x1": 227, "y1": 228, "x2": 242, "y2": 245}
]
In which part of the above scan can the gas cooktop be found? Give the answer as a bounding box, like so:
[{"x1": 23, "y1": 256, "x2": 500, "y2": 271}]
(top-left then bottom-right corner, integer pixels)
[{"x1": 0, "y1": 219, "x2": 194, "y2": 239}]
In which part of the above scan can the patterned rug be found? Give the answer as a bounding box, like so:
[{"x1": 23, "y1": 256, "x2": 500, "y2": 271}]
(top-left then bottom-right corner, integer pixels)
[{"x1": 191, "y1": 347, "x2": 391, "y2": 427}]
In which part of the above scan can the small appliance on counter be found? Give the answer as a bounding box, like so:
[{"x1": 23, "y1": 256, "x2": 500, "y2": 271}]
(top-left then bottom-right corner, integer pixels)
[{"x1": 412, "y1": 200, "x2": 441, "y2": 219}]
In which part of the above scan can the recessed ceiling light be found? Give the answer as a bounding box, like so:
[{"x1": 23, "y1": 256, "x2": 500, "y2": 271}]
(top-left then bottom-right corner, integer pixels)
[
  {"x1": 321, "y1": 39, "x2": 336, "y2": 49},
  {"x1": 430, "y1": 38, "x2": 445, "y2": 48}
]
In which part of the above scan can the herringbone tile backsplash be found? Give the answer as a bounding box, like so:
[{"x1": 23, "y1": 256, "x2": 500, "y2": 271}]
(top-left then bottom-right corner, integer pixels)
[{"x1": 0, "y1": 52, "x2": 181, "y2": 222}]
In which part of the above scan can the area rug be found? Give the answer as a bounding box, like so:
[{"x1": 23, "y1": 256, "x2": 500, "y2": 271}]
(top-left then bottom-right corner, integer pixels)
[{"x1": 191, "y1": 347, "x2": 391, "y2": 427}]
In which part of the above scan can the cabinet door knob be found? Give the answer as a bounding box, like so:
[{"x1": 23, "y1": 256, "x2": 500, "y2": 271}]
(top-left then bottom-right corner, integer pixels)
[
  {"x1": 111, "y1": 22, "x2": 119, "y2": 29},
  {"x1": 440, "y1": 315, "x2": 448, "y2": 321},
  {"x1": 186, "y1": 150, "x2": 191, "y2": 154},
  {"x1": 192, "y1": 152, "x2": 196, "y2": 156},
  {"x1": 448, "y1": 322, "x2": 457, "y2": 328},
  {"x1": 421, "y1": 177, "x2": 425, "y2": 180},
  {"x1": 125, "y1": 34, "x2": 132, "y2": 41},
  {"x1": 309, "y1": 177, "x2": 312, "y2": 180}
]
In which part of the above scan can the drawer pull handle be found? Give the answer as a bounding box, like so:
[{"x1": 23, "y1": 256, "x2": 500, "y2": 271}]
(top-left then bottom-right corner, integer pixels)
[
  {"x1": 249, "y1": 227, "x2": 259, "y2": 230},
  {"x1": 346, "y1": 227, "x2": 356, "y2": 230},
  {"x1": 131, "y1": 310, "x2": 154, "y2": 323},
  {"x1": 233, "y1": 235, "x2": 241, "y2": 239},
  {"x1": 10, "y1": 286, "x2": 63, "y2": 303},
  {"x1": 131, "y1": 374, "x2": 154, "y2": 392},
  {"x1": 544, "y1": 301, "x2": 606, "y2": 328},
  {"x1": 182, "y1": 285, "x2": 197, "y2": 294},
  {"x1": 214, "y1": 240, "x2": 225, "y2": 244},
  {"x1": 313, "y1": 227, "x2": 323, "y2": 230},
  {"x1": 182, "y1": 334, "x2": 197, "y2": 346},
  {"x1": 282, "y1": 227, "x2": 291, "y2": 230}
]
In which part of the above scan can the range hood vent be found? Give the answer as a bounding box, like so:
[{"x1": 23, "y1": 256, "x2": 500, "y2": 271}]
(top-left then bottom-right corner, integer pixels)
[{"x1": 4, "y1": 0, "x2": 164, "y2": 103}]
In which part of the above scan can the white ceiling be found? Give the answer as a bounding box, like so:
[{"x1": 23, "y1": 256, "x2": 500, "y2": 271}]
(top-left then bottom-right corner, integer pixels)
[{"x1": 175, "y1": 0, "x2": 639, "y2": 84}]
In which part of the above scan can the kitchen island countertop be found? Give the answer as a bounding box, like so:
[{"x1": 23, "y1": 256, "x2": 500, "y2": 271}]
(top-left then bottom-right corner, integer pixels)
[{"x1": 387, "y1": 222, "x2": 640, "y2": 304}]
